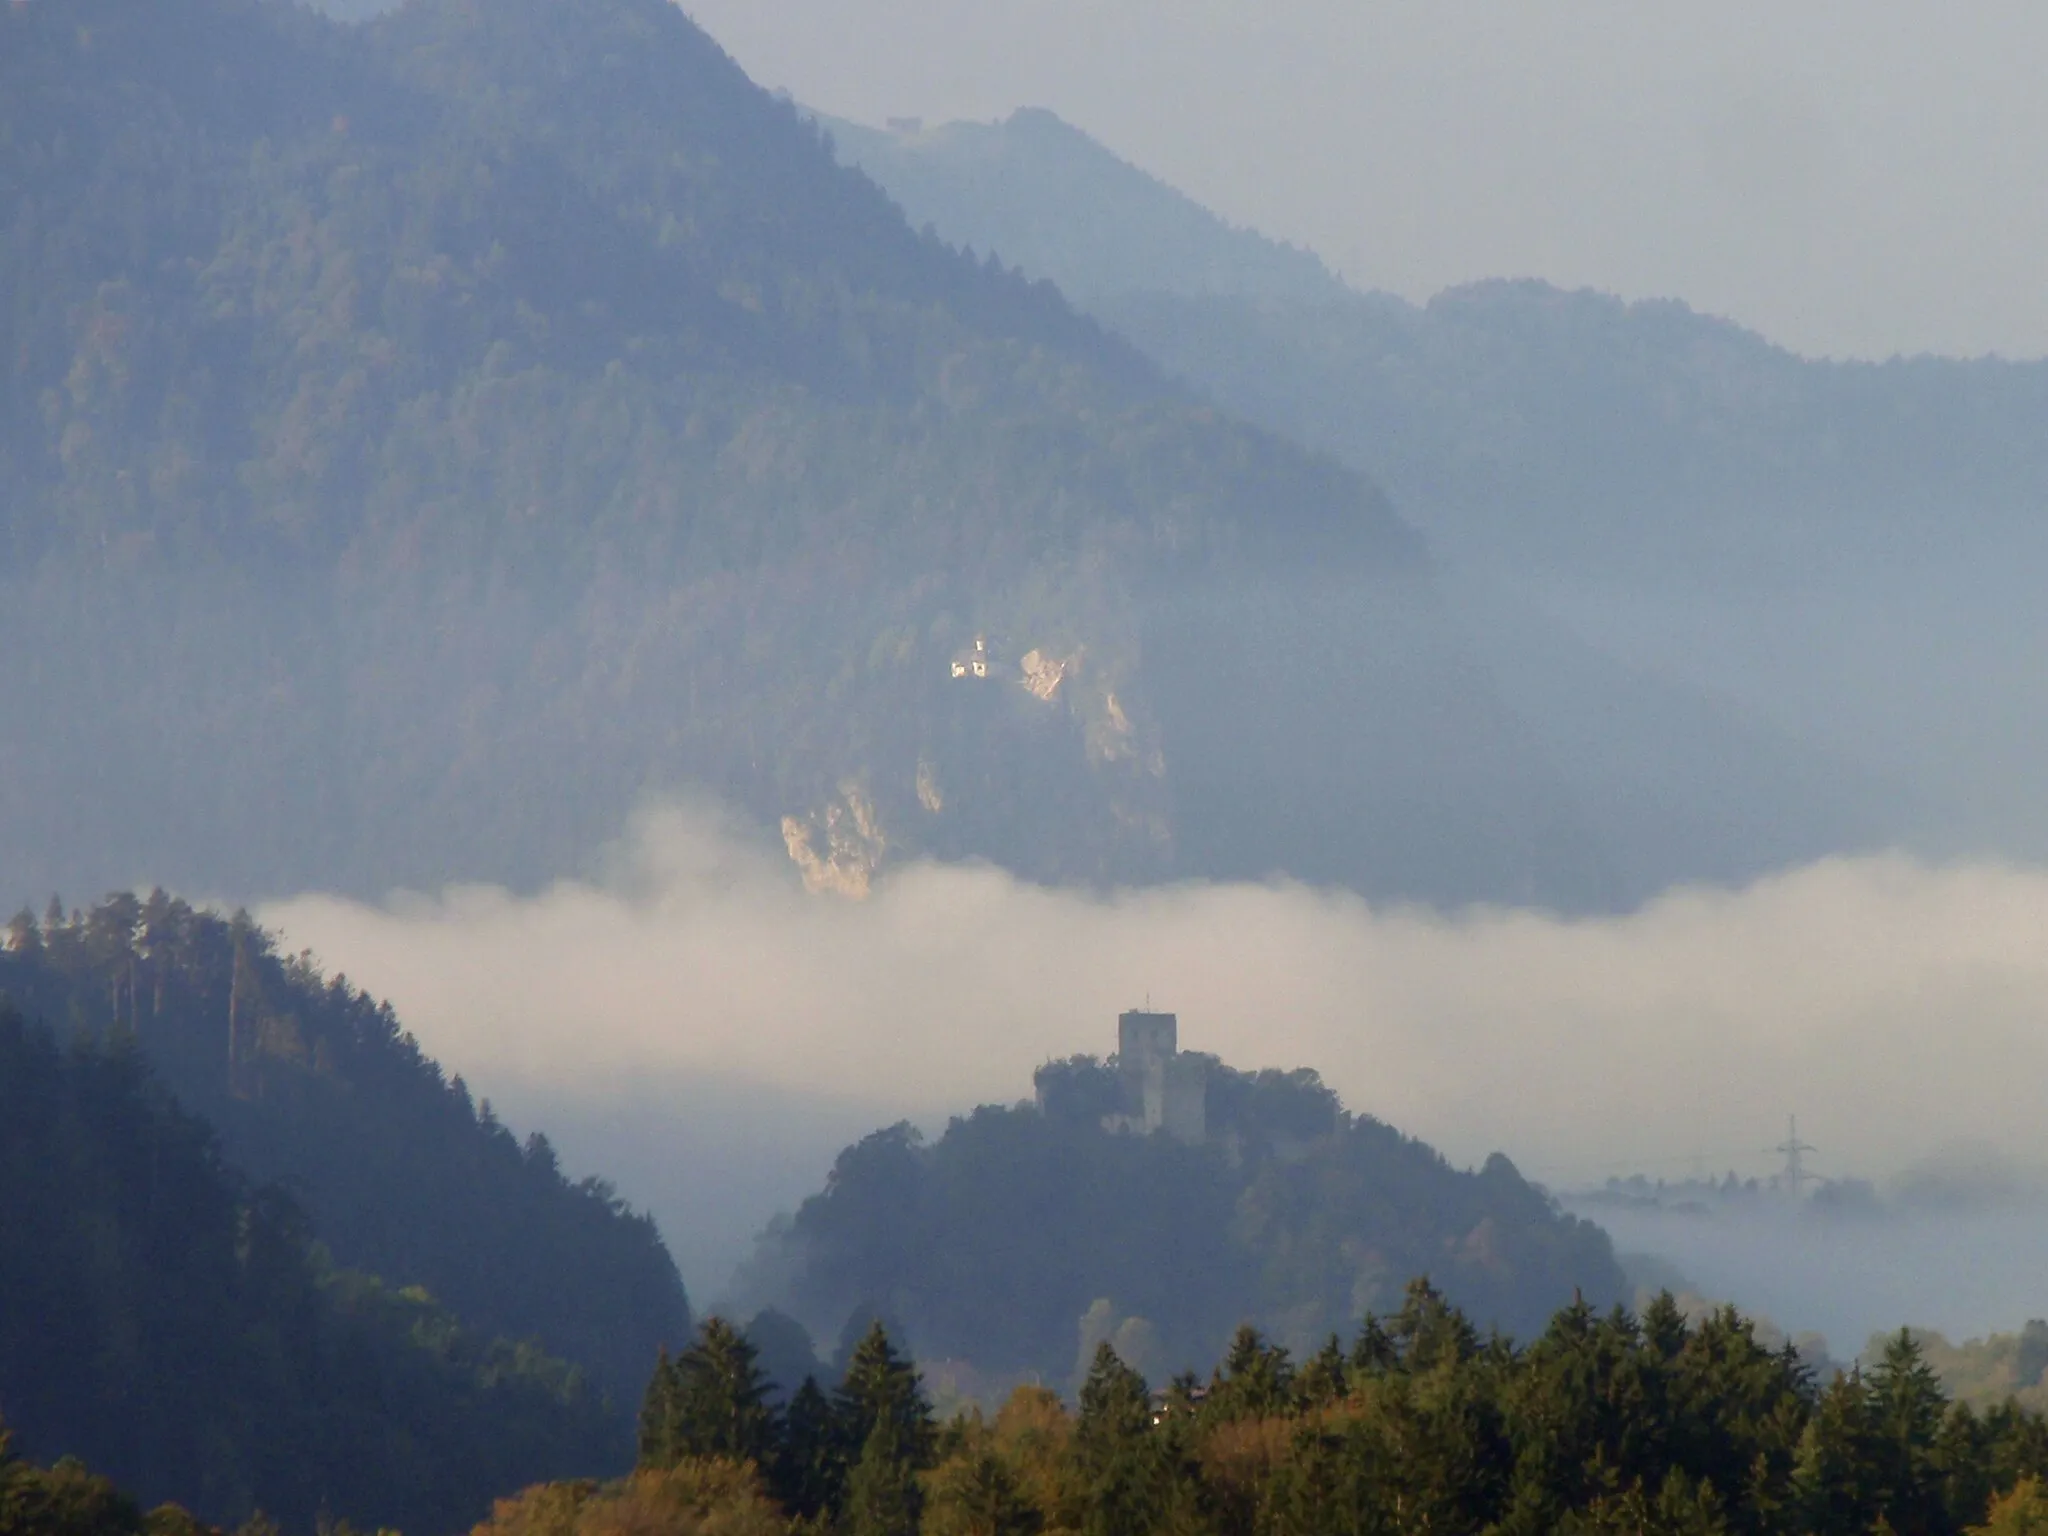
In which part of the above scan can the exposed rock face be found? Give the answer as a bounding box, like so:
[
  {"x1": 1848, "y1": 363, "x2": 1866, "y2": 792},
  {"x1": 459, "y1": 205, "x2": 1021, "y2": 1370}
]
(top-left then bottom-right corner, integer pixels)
[
  {"x1": 1019, "y1": 647, "x2": 1072, "y2": 701},
  {"x1": 915, "y1": 758, "x2": 945, "y2": 813},
  {"x1": 781, "y1": 786, "x2": 887, "y2": 898}
]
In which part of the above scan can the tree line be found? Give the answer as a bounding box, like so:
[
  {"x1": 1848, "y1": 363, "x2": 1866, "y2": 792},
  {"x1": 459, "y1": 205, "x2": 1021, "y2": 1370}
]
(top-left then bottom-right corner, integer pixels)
[{"x1": 553, "y1": 1285, "x2": 2048, "y2": 1536}]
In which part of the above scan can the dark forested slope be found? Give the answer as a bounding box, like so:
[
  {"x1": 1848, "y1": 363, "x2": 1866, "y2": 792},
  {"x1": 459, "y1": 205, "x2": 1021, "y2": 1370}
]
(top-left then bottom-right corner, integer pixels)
[
  {"x1": 743, "y1": 1057, "x2": 1624, "y2": 1384},
  {"x1": 0, "y1": 1006, "x2": 621, "y2": 1534},
  {"x1": 0, "y1": 894, "x2": 689, "y2": 1399},
  {"x1": 0, "y1": 0, "x2": 1604, "y2": 912}
]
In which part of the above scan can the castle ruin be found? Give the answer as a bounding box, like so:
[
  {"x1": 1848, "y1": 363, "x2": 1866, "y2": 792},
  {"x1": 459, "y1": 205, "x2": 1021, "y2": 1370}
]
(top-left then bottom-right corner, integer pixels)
[{"x1": 1105, "y1": 1009, "x2": 1206, "y2": 1144}]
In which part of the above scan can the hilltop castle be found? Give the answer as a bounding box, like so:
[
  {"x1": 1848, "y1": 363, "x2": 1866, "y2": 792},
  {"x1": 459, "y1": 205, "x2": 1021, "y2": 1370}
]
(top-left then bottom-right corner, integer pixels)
[{"x1": 1103, "y1": 1009, "x2": 1207, "y2": 1144}]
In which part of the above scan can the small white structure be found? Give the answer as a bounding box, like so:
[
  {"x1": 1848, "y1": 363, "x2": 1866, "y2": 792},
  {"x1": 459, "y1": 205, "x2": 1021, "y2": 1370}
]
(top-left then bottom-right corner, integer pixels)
[{"x1": 950, "y1": 635, "x2": 990, "y2": 679}]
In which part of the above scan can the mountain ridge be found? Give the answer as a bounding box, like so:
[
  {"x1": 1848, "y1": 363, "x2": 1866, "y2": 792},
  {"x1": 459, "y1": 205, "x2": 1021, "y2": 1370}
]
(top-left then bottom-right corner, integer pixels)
[
  {"x1": 0, "y1": 0, "x2": 1610, "y2": 912},
  {"x1": 825, "y1": 102, "x2": 2048, "y2": 889}
]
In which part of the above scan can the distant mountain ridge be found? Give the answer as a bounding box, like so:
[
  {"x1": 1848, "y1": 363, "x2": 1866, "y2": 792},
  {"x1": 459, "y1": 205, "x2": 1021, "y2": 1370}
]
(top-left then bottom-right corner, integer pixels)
[
  {"x1": 827, "y1": 103, "x2": 2048, "y2": 884},
  {"x1": 0, "y1": 0, "x2": 1610, "y2": 911},
  {"x1": 818, "y1": 108, "x2": 1351, "y2": 305}
]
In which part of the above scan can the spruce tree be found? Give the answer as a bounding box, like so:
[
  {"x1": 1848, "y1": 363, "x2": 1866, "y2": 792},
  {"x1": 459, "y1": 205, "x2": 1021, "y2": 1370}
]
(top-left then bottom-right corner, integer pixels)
[
  {"x1": 923, "y1": 1439, "x2": 1043, "y2": 1536},
  {"x1": 843, "y1": 1419, "x2": 924, "y2": 1536},
  {"x1": 1208, "y1": 1324, "x2": 1296, "y2": 1420},
  {"x1": 637, "y1": 1347, "x2": 682, "y2": 1470},
  {"x1": 674, "y1": 1317, "x2": 779, "y2": 1467},
  {"x1": 834, "y1": 1320, "x2": 935, "y2": 1470},
  {"x1": 1074, "y1": 1343, "x2": 1160, "y2": 1536},
  {"x1": 1868, "y1": 1329, "x2": 1950, "y2": 1535},
  {"x1": 1298, "y1": 1334, "x2": 1351, "y2": 1407},
  {"x1": 773, "y1": 1376, "x2": 843, "y2": 1523},
  {"x1": 1350, "y1": 1315, "x2": 1399, "y2": 1378}
]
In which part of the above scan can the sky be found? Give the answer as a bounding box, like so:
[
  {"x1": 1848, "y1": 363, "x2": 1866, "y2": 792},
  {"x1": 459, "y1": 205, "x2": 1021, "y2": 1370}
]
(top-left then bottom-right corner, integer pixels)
[{"x1": 679, "y1": 0, "x2": 2048, "y2": 361}]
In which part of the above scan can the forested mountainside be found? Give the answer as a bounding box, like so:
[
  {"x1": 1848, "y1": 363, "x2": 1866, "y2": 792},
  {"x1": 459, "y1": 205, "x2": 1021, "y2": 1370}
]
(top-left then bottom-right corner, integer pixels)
[
  {"x1": 1094, "y1": 285, "x2": 2048, "y2": 869},
  {"x1": 830, "y1": 108, "x2": 2048, "y2": 887},
  {"x1": 0, "y1": 894, "x2": 689, "y2": 1398},
  {"x1": 819, "y1": 110, "x2": 1350, "y2": 306},
  {"x1": 0, "y1": 0, "x2": 1604, "y2": 912},
  {"x1": 1095, "y1": 283, "x2": 2048, "y2": 583},
  {"x1": 742, "y1": 1057, "x2": 1623, "y2": 1385},
  {"x1": 824, "y1": 108, "x2": 2048, "y2": 585},
  {"x1": 0, "y1": 1008, "x2": 622, "y2": 1534}
]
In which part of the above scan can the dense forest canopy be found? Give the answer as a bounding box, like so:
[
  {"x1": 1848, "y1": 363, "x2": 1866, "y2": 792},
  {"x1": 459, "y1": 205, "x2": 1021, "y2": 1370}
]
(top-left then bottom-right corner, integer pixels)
[
  {"x1": 0, "y1": 1007, "x2": 622, "y2": 1534},
  {"x1": 0, "y1": 893, "x2": 690, "y2": 1397},
  {"x1": 742, "y1": 1054, "x2": 1623, "y2": 1385},
  {"x1": 0, "y1": 0, "x2": 1605, "y2": 913},
  {"x1": 497, "y1": 1296, "x2": 2048, "y2": 1536}
]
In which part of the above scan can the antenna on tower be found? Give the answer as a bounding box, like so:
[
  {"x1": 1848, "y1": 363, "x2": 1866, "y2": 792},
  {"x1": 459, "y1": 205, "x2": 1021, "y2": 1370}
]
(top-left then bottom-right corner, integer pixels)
[{"x1": 1770, "y1": 1115, "x2": 1818, "y2": 1200}]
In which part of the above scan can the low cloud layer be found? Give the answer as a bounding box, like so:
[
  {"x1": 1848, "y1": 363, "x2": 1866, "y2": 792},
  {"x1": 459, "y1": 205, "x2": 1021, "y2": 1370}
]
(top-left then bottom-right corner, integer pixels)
[{"x1": 263, "y1": 804, "x2": 2048, "y2": 1313}]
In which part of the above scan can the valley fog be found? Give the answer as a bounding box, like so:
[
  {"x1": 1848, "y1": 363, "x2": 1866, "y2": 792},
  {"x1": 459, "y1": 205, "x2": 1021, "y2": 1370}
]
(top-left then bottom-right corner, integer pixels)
[{"x1": 268, "y1": 804, "x2": 2048, "y2": 1330}]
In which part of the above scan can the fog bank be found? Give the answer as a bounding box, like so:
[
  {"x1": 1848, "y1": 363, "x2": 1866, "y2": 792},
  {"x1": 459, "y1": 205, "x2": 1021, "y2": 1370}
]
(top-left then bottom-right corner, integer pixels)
[{"x1": 264, "y1": 805, "x2": 2048, "y2": 1309}]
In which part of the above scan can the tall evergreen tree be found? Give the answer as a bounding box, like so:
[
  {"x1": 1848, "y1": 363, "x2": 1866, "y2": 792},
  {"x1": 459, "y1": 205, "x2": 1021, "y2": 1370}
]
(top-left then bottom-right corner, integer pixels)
[
  {"x1": 843, "y1": 1420, "x2": 924, "y2": 1536},
  {"x1": 675, "y1": 1318, "x2": 779, "y2": 1467},
  {"x1": 834, "y1": 1321, "x2": 935, "y2": 1470},
  {"x1": 637, "y1": 1347, "x2": 683, "y2": 1470},
  {"x1": 1073, "y1": 1343, "x2": 1161, "y2": 1536},
  {"x1": 1207, "y1": 1325, "x2": 1296, "y2": 1421},
  {"x1": 775, "y1": 1376, "x2": 844, "y2": 1522},
  {"x1": 923, "y1": 1434, "x2": 1043, "y2": 1536},
  {"x1": 1298, "y1": 1335, "x2": 1350, "y2": 1408},
  {"x1": 1868, "y1": 1330, "x2": 1953, "y2": 1536}
]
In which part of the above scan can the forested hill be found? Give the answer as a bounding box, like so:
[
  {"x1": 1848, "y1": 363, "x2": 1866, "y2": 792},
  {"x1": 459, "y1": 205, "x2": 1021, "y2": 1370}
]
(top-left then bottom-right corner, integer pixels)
[
  {"x1": 0, "y1": 1006, "x2": 622, "y2": 1534},
  {"x1": 0, "y1": 0, "x2": 1607, "y2": 913},
  {"x1": 0, "y1": 894, "x2": 690, "y2": 1399},
  {"x1": 742, "y1": 1056, "x2": 1625, "y2": 1386}
]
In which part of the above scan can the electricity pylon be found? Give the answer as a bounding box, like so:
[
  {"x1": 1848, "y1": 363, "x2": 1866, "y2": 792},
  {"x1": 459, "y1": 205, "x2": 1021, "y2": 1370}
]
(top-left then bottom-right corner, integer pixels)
[{"x1": 1771, "y1": 1115, "x2": 1818, "y2": 1199}]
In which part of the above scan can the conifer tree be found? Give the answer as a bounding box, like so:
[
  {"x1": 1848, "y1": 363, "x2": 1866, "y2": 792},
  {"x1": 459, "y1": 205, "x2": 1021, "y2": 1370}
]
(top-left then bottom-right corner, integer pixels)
[
  {"x1": 1392, "y1": 1277, "x2": 1480, "y2": 1373},
  {"x1": 637, "y1": 1347, "x2": 682, "y2": 1470},
  {"x1": 674, "y1": 1317, "x2": 779, "y2": 1467},
  {"x1": 1350, "y1": 1315, "x2": 1399, "y2": 1378},
  {"x1": 1298, "y1": 1334, "x2": 1350, "y2": 1407},
  {"x1": 923, "y1": 1433, "x2": 1043, "y2": 1536},
  {"x1": 1208, "y1": 1324, "x2": 1297, "y2": 1421},
  {"x1": 1642, "y1": 1292, "x2": 1691, "y2": 1361},
  {"x1": 773, "y1": 1376, "x2": 843, "y2": 1523},
  {"x1": 1792, "y1": 1370, "x2": 1885, "y2": 1536},
  {"x1": 843, "y1": 1420, "x2": 924, "y2": 1536},
  {"x1": 1868, "y1": 1329, "x2": 1953, "y2": 1536},
  {"x1": 1074, "y1": 1343, "x2": 1159, "y2": 1536},
  {"x1": 834, "y1": 1320, "x2": 934, "y2": 1470}
]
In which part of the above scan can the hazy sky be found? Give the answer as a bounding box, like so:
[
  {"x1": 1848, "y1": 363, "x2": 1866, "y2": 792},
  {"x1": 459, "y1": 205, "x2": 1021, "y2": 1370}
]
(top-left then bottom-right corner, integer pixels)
[{"x1": 682, "y1": 0, "x2": 2048, "y2": 360}]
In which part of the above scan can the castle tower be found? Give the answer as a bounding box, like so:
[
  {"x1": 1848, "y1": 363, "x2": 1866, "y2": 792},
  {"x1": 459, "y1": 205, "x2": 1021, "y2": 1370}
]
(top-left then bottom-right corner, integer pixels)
[{"x1": 1113, "y1": 1009, "x2": 1205, "y2": 1144}]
